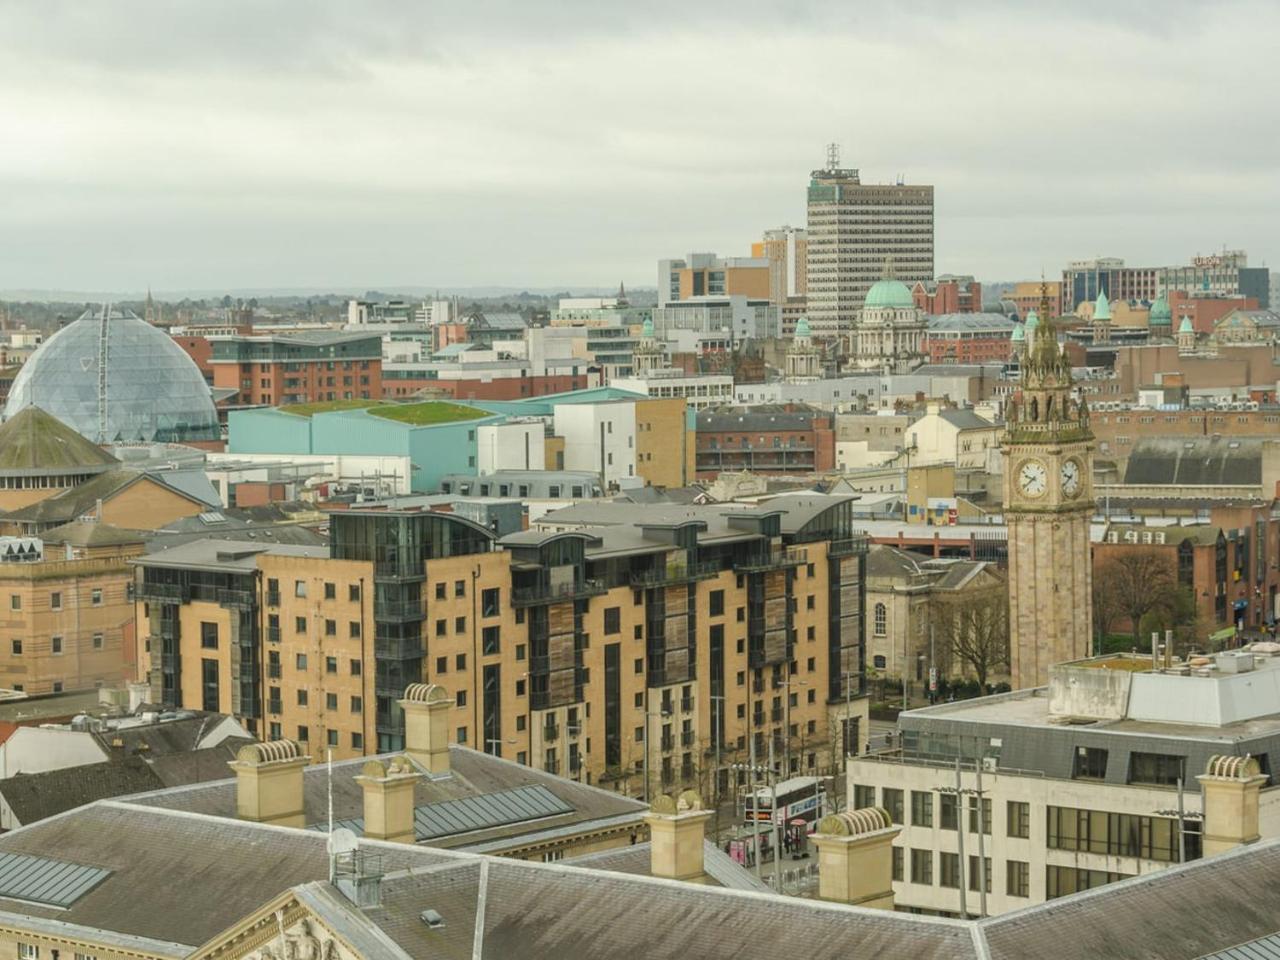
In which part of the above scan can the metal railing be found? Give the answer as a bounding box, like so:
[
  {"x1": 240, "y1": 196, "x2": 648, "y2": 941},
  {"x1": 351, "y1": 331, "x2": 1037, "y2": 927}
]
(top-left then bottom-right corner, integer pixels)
[
  {"x1": 216, "y1": 587, "x2": 255, "y2": 609},
  {"x1": 511, "y1": 578, "x2": 606, "y2": 607},
  {"x1": 737, "y1": 547, "x2": 808, "y2": 572},
  {"x1": 543, "y1": 723, "x2": 560, "y2": 742},
  {"x1": 137, "y1": 582, "x2": 188, "y2": 603},
  {"x1": 661, "y1": 735, "x2": 675, "y2": 752},
  {"x1": 629, "y1": 560, "x2": 722, "y2": 588},
  {"x1": 828, "y1": 537, "x2": 870, "y2": 558}
]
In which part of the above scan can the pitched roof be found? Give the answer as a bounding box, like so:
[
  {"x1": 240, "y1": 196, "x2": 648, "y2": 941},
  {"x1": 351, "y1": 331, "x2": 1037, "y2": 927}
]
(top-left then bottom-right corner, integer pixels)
[
  {"x1": 41, "y1": 521, "x2": 148, "y2": 547},
  {"x1": 1124, "y1": 437, "x2": 1263, "y2": 486},
  {"x1": 1, "y1": 469, "x2": 211, "y2": 525},
  {"x1": 0, "y1": 406, "x2": 118, "y2": 474}
]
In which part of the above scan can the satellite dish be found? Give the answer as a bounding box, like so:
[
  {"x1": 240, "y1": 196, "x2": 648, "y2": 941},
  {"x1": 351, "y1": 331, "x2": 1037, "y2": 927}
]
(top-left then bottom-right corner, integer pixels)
[{"x1": 327, "y1": 827, "x2": 358, "y2": 857}]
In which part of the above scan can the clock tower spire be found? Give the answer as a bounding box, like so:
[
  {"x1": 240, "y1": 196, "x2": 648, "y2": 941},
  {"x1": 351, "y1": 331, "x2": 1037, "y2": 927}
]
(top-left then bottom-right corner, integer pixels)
[{"x1": 1003, "y1": 280, "x2": 1095, "y2": 689}]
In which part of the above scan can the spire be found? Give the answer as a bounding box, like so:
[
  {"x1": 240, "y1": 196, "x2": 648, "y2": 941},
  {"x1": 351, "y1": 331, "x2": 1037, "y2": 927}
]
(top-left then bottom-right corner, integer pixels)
[{"x1": 617, "y1": 281, "x2": 629, "y2": 306}]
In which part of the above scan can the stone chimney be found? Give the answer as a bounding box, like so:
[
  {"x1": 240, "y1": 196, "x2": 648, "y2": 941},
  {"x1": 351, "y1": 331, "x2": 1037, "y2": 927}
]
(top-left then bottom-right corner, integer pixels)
[
  {"x1": 811, "y1": 807, "x2": 901, "y2": 909},
  {"x1": 644, "y1": 790, "x2": 714, "y2": 883},
  {"x1": 228, "y1": 740, "x2": 310, "y2": 827},
  {"x1": 399, "y1": 683, "x2": 455, "y2": 775},
  {"x1": 1198, "y1": 754, "x2": 1268, "y2": 857},
  {"x1": 355, "y1": 756, "x2": 421, "y2": 844}
]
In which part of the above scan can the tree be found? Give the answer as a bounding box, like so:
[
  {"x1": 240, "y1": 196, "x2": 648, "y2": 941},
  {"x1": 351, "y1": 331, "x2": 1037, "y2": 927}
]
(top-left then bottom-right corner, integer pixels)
[
  {"x1": 1097, "y1": 550, "x2": 1178, "y2": 645},
  {"x1": 1092, "y1": 573, "x2": 1126, "y2": 654},
  {"x1": 932, "y1": 587, "x2": 1009, "y2": 689}
]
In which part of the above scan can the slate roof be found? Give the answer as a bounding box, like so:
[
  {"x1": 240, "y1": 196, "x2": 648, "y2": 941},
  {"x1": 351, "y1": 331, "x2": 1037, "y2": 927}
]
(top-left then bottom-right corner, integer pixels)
[
  {"x1": 0, "y1": 469, "x2": 209, "y2": 526},
  {"x1": 0, "y1": 406, "x2": 117, "y2": 475},
  {"x1": 697, "y1": 404, "x2": 827, "y2": 432},
  {"x1": 1124, "y1": 437, "x2": 1263, "y2": 486},
  {"x1": 935, "y1": 407, "x2": 996, "y2": 430}
]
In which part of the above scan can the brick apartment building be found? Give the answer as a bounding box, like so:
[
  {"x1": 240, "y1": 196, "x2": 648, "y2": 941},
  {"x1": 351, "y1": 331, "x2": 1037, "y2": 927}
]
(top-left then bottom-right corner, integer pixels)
[
  {"x1": 912, "y1": 275, "x2": 981, "y2": 314},
  {"x1": 695, "y1": 404, "x2": 835, "y2": 478},
  {"x1": 923, "y1": 313, "x2": 1016, "y2": 364},
  {"x1": 209, "y1": 330, "x2": 383, "y2": 406}
]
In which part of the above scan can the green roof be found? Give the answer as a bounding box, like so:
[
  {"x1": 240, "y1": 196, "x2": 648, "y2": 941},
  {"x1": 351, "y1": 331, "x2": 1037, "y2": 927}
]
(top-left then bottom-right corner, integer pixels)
[
  {"x1": 280, "y1": 399, "x2": 382, "y2": 418},
  {"x1": 0, "y1": 406, "x2": 118, "y2": 474},
  {"x1": 1024, "y1": 310, "x2": 1039, "y2": 333},
  {"x1": 864, "y1": 278, "x2": 914, "y2": 310},
  {"x1": 366, "y1": 401, "x2": 490, "y2": 426},
  {"x1": 1179, "y1": 317, "x2": 1195, "y2": 334},
  {"x1": 794, "y1": 316, "x2": 811, "y2": 338},
  {"x1": 641, "y1": 317, "x2": 654, "y2": 338},
  {"x1": 1093, "y1": 290, "x2": 1112, "y2": 321},
  {"x1": 1011, "y1": 323, "x2": 1026, "y2": 341}
]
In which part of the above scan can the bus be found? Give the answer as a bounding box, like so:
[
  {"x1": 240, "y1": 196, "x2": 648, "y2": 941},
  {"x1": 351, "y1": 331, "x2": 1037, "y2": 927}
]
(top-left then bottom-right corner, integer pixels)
[{"x1": 743, "y1": 776, "x2": 825, "y2": 828}]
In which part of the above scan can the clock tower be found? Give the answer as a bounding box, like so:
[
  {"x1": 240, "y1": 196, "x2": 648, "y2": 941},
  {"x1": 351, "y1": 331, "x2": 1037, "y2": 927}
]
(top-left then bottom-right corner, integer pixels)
[{"x1": 1003, "y1": 286, "x2": 1094, "y2": 689}]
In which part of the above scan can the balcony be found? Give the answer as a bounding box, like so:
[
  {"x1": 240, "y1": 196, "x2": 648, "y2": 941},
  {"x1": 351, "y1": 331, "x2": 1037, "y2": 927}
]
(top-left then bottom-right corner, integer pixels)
[
  {"x1": 681, "y1": 730, "x2": 695, "y2": 747},
  {"x1": 266, "y1": 591, "x2": 281, "y2": 607},
  {"x1": 376, "y1": 600, "x2": 427, "y2": 622},
  {"x1": 375, "y1": 637, "x2": 424, "y2": 661},
  {"x1": 268, "y1": 663, "x2": 281, "y2": 679},
  {"x1": 267, "y1": 626, "x2": 281, "y2": 643},
  {"x1": 680, "y1": 697, "x2": 694, "y2": 713},
  {"x1": 511, "y1": 578, "x2": 607, "y2": 608},
  {"x1": 137, "y1": 582, "x2": 188, "y2": 603},
  {"x1": 629, "y1": 560, "x2": 722, "y2": 588},
  {"x1": 828, "y1": 537, "x2": 869, "y2": 558},
  {"x1": 660, "y1": 734, "x2": 675, "y2": 752},
  {"x1": 752, "y1": 711, "x2": 765, "y2": 727},
  {"x1": 216, "y1": 587, "x2": 255, "y2": 609},
  {"x1": 543, "y1": 722, "x2": 560, "y2": 743},
  {"x1": 267, "y1": 699, "x2": 282, "y2": 714},
  {"x1": 545, "y1": 759, "x2": 560, "y2": 775},
  {"x1": 737, "y1": 547, "x2": 808, "y2": 573},
  {"x1": 771, "y1": 707, "x2": 784, "y2": 722}
]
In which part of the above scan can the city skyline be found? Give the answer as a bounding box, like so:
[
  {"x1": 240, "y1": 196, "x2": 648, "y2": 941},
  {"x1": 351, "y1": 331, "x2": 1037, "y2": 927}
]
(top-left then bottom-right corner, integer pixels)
[{"x1": 2, "y1": 1, "x2": 1277, "y2": 292}]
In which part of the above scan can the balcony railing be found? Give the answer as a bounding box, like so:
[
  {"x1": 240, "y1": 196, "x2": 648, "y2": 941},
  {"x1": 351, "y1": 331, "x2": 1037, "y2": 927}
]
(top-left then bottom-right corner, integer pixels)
[
  {"x1": 828, "y1": 537, "x2": 870, "y2": 558},
  {"x1": 545, "y1": 760, "x2": 560, "y2": 775},
  {"x1": 660, "y1": 735, "x2": 675, "y2": 752},
  {"x1": 268, "y1": 663, "x2": 281, "y2": 679},
  {"x1": 376, "y1": 601, "x2": 427, "y2": 621},
  {"x1": 266, "y1": 591, "x2": 280, "y2": 607},
  {"x1": 771, "y1": 707, "x2": 784, "y2": 722},
  {"x1": 511, "y1": 578, "x2": 607, "y2": 608},
  {"x1": 629, "y1": 560, "x2": 722, "y2": 588},
  {"x1": 680, "y1": 697, "x2": 693, "y2": 713},
  {"x1": 137, "y1": 582, "x2": 188, "y2": 603},
  {"x1": 267, "y1": 626, "x2": 281, "y2": 643},
  {"x1": 737, "y1": 547, "x2": 808, "y2": 573},
  {"x1": 267, "y1": 699, "x2": 282, "y2": 714},
  {"x1": 543, "y1": 723, "x2": 560, "y2": 743},
  {"x1": 681, "y1": 730, "x2": 695, "y2": 747},
  {"x1": 752, "y1": 712, "x2": 765, "y2": 727},
  {"x1": 216, "y1": 587, "x2": 255, "y2": 609}
]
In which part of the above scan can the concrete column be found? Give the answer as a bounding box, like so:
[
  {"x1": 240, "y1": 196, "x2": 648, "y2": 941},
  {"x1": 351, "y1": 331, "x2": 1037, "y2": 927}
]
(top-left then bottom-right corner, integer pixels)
[
  {"x1": 1198, "y1": 754, "x2": 1268, "y2": 857},
  {"x1": 355, "y1": 756, "x2": 422, "y2": 844},
  {"x1": 644, "y1": 790, "x2": 714, "y2": 883},
  {"x1": 399, "y1": 683, "x2": 455, "y2": 775},
  {"x1": 811, "y1": 807, "x2": 901, "y2": 909},
  {"x1": 228, "y1": 740, "x2": 310, "y2": 827}
]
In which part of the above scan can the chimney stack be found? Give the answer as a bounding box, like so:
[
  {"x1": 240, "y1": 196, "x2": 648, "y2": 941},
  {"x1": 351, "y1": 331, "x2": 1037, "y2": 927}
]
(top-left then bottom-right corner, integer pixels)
[
  {"x1": 228, "y1": 740, "x2": 310, "y2": 827},
  {"x1": 811, "y1": 807, "x2": 901, "y2": 909},
  {"x1": 355, "y1": 756, "x2": 422, "y2": 844},
  {"x1": 644, "y1": 790, "x2": 714, "y2": 883},
  {"x1": 1198, "y1": 754, "x2": 1268, "y2": 857},
  {"x1": 399, "y1": 684, "x2": 455, "y2": 775}
]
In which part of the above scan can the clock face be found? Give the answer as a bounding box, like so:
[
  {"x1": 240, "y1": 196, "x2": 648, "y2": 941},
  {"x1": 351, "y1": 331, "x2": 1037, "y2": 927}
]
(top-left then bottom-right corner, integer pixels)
[
  {"x1": 1016, "y1": 459, "x2": 1048, "y2": 498},
  {"x1": 1061, "y1": 458, "x2": 1082, "y2": 497}
]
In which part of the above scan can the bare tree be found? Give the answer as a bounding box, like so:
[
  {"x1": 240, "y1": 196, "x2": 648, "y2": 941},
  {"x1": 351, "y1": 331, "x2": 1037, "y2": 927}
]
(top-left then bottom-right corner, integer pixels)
[
  {"x1": 1097, "y1": 550, "x2": 1178, "y2": 645},
  {"x1": 1092, "y1": 573, "x2": 1125, "y2": 655},
  {"x1": 932, "y1": 588, "x2": 1009, "y2": 689}
]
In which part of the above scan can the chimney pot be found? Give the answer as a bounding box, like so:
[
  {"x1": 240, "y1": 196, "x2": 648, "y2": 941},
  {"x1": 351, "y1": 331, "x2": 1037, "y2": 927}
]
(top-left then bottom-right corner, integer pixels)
[{"x1": 399, "y1": 684, "x2": 455, "y2": 775}]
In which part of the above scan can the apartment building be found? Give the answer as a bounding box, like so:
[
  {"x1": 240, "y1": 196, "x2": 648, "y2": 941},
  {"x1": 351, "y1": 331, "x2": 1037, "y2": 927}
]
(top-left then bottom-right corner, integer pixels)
[
  {"x1": 805, "y1": 149, "x2": 934, "y2": 336},
  {"x1": 849, "y1": 654, "x2": 1280, "y2": 916},
  {"x1": 657, "y1": 253, "x2": 772, "y2": 308},
  {"x1": 134, "y1": 497, "x2": 871, "y2": 795},
  {"x1": 753, "y1": 226, "x2": 808, "y2": 308},
  {"x1": 209, "y1": 330, "x2": 383, "y2": 406}
]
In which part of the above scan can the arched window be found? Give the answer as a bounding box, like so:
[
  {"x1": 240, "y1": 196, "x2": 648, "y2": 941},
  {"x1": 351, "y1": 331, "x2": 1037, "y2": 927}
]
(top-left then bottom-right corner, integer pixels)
[{"x1": 874, "y1": 602, "x2": 887, "y2": 636}]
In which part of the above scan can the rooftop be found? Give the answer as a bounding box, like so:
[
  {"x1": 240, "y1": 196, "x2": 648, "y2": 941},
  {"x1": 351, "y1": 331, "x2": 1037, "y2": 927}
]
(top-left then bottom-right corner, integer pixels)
[
  {"x1": 0, "y1": 406, "x2": 118, "y2": 475},
  {"x1": 925, "y1": 312, "x2": 1018, "y2": 333}
]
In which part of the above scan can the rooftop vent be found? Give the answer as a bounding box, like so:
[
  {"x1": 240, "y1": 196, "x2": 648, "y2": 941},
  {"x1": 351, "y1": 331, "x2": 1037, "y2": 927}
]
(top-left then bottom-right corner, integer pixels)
[{"x1": 420, "y1": 909, "x2": 446, "y2": 930}]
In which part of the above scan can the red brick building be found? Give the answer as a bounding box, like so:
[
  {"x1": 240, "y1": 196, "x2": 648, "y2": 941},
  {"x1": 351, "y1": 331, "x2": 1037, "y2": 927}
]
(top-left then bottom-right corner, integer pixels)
[
  {"x1": 694, "y1": 404, "x2": 835, "y2": 478},
  {"x1": 381, "y1": 372, "x2": 595, "y2": 401},
  {"x1": 913, "y1": 275, "x2": 982, "y2": 314},
  {"x1": 1169, "y1": 292, "x2": 1258, "y2": 334},
  {"x1": 923, "y1": 313, "x2": 1016, "y2": 364},
  {"x1": 209, "y1": 330, "x2": 383, "y2": 406}
]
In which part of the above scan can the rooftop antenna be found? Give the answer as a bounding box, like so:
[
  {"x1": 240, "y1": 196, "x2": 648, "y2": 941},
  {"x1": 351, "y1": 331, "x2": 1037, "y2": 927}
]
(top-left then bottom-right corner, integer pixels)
[{"x1": 826, "y1": 142, "x2": 840, "y2": 172}]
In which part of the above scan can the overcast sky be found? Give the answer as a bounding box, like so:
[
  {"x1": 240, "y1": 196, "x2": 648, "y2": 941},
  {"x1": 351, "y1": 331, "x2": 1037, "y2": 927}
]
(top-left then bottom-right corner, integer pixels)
[{"x1": 1, "y1": 0, "x2": 1277, "y2": 295}]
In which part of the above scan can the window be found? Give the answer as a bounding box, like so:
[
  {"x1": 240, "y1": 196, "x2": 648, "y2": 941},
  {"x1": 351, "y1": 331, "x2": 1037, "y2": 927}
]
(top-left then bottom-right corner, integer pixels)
[
  {"x1": 1047, "y1": 806, "x2": 1185, "y2": 863},
  {"x1": 351, "y1": 695, "x2": 363, "y2": 712},
  {"x1": 297, "y1": 689, "x2": 309, "y2": 706},
  {"x1": 1129, "y1": 752, "x2": 1185, "y2": 786},
  {"x1": 709, "y1": 590, "x2": 725, "y2": 617},
  {"x1": 10, "y1": 639, "x2": 20, "y2": 655},
  {"x1": 736, "y1": 607, "x2": 745, "y2": 622},
  {"x1": 873, "y1": 655, "x2": 886, "y2": 669},
  {"x1": 325, "y1": 618, "x2": 337, "y2": 636},
  {"x1": 806, "y1": 595, "x2": 815, "y2": 611},
  {"x1": 436, "y1": 619, "x2": 447, "y2": 637},
  {"x1": 352, "y1": 732, "x2": 364, "y2": 750},
  {"x1": 456, "y1": 690, "x2": 467, "y2": 707},
  {"x1": 940, "y1": 793, "x2": 958, "y2": 830},
  {"x1": 882, "y1": 787, "x2": 903, "y2": 824},
  {"x1": 298, "y1": 725, "x2": 310, "y2": 742},
  {"x1": 910, "y1": 849, "x2": 933, "y2": 885},
  {"x1": 75, "y1": 953, "x2": 99, "y2": 960},
  {"x1": 269, "y1": 722, "x2": 282, "y2": 739},
  {"x1": 435, "y1": 582, "x2": 446, "y2": 600},
  {"x1": 92, "y1": 632, "x2": 103, "y2": 649},
  {"x1": 50, "y1": 591, "x2": 62, "y2": 610},
  {"x1": 18, "y1": 944, "x2": 39, "y2": 960},
  {"x1": 436, "y1": 656, "x2": 448, "y2": 674},
  {"x1": 479, "y1": 587, "x2": 501, "y2": 617},
  {"x1": 349, "y1": 584, "x2": 361, "y2": 602},
  {"x1": 350, "y1": 659, "x2": 362, "y2": 676},
  {"x1": 9, "y1": 595, "x2": 19, "y2": 611},
  {"x1": 324, "y1": 582, "x2": 336, "y2": 600},
  {"x1": 1007, "y1": 801, "x2": 1030, "y2": 839},
  {"x1": 457, "y1": 726, "x2": 468, "y2": 744},
  {"x1": 326, "y1": 656, "x2": 338, "y2": 674},
  {"x1": 295, "y1": 616, "x2": 307, "y2": 633},
  {"x1": 516, "y1": 643, "x2": 526, "y2": 660},
  {"x1": 1073, "y1": 746, "x2": 1108, "y2": 780},
  {"x1": 296, "y1": 653, "x2": 307, "y2": 669},
  {"x1": 455, "y1": 616, "x2": 466, "y2": 633},
  {"x1": 51, "y1": 635, "x2": 63, "y2": 655},
  {"x1": 91, "y1": 588, "x2": 103, "y2": 606},
  {"x1": 328, "y1": 729, "x2": 339, "y2": 747},
  {"x1": 968, "y1": 856, "x2": 991, "y2": 893},
  {"x1": 604, "y1": 607, "x2": 621, "y2": 635},
  {"x1": 294, "y1": 580, "x2": 307, "y2": 598},
  {"x1": 873, "y1": 602, "x2": 886, "y2": 636},
  {"x1": 454, "y1": 579, "x2": 466, "y2": 598},
  {"x1": 482, "y1": 625, "x2": 501, "y2": 655},
  {"x1": 455, "y1": 653, "x2": 466, "y2": 671},
  {"x1": 1006, "y1": 860, "x2": 1030, "y2": 897},
  {"x1": 1046, "y1": 865, "x2": 1133, "y2": 899},
  {"x1": 635, "y1": 658, "x2": 644, "y2": 674},
  {"x1": 911, "y1": 791, "x2": 933, "y2": 827},
  {"x1": 940, "y1": 851, "x2": 961, "y2": 888},
  {"x1": 349, "y1": 621, "x2": 361, "y2": 639},
  {"x1": 968, "y1": 796, "x2": 992, "y2": 834}
]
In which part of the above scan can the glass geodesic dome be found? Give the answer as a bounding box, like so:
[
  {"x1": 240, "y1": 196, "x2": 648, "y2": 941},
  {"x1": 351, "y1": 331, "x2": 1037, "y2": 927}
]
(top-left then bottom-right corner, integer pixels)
[{"x1": 3, "y1": 306, "x2": 220, "y2": 444}]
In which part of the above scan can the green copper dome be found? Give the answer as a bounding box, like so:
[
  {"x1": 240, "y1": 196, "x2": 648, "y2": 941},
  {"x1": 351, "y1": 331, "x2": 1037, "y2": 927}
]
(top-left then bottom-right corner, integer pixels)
[
  {"x1": 641, "y1": 317, "x2": 654, "y2": 338},
  {"x1": 863, "y1": 278, "x2": 914, "y2": 310},
  {"x1": 1024, "y1": 310, "x2": 1039, "y2": 334},
  {"x1": 1011, "y1": 322, "x2": 1025, "y2": 342},
  {"x1": 1093, "y1": 290, "x2": 1112, "y2": 321},
  {"x1": 1149, "y1": 295, "x2": 1172, "y2": 325},
  {"x1": 794, "y1": 315, "x2": 811, "y2": 338},
  {"x1": 1178, "y1": 317, "x2": 1194, "y2": 334}
]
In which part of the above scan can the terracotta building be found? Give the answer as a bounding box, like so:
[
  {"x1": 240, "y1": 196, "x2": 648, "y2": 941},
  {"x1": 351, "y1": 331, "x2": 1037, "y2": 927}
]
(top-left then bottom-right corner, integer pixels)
[
  {"x1": 912, "y1": 275, "x2": 981, "y2": 315},
  {"x1": 210, "y1": 330, "x2": 383, "y2": 407}
]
